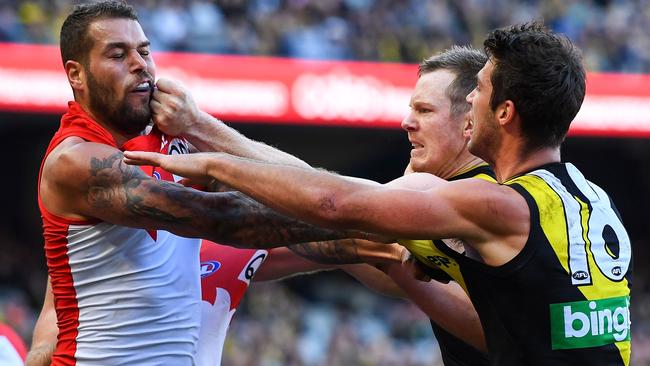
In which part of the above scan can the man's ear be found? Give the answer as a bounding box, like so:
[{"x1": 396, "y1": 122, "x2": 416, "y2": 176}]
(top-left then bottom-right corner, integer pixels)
[
  {"x1": 462, "y1": 113, "x2": 472, "y2": 139},
  {"x1": 65, "y1": 60, "x2": 85, "y2": 93},
  {"x1": 496, "y1": 100, "x2": 516, "y2": 127}
]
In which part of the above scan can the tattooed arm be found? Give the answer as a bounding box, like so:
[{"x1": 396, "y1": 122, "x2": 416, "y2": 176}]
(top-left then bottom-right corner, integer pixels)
[
  {"x1": 286, "y1": 239, "x2": 408, "y2": 265},
  {"x1": 39, "y1": 138, "x2": 355, "y2": 248},
  {"x1": 254, "y1": 241, "x2": 408, "y2": 298}
]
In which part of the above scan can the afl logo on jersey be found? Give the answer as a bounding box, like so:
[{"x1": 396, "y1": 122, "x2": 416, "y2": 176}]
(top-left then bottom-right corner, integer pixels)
[
  {"x1": 152, "y1": 171, "x2": 161, "y2": 180},
  {"x1": 200, "y1": 260, "x2": 222, "y2": 278},
  {"x1": 572, "y1": 270, "x2": 589, "y2": 281}
]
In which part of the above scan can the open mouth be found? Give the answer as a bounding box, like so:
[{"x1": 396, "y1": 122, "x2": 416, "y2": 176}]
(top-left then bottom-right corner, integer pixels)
[{"x1": 132, "y1": 80, "x2": 153, "y2": 94}]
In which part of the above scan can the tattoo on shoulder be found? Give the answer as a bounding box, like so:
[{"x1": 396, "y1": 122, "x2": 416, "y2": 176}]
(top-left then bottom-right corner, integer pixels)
[{"x1": 87, "y1": 152, "x2": 189, "y2": 223}]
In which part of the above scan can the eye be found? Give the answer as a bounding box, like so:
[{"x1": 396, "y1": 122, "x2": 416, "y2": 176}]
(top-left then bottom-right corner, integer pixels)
[
  {"x1": 110, "y1": 53, "x2": 125, "y2": 59},
  {"x1": 139, "y1": 49, "x2": 150, "y2": 56}
]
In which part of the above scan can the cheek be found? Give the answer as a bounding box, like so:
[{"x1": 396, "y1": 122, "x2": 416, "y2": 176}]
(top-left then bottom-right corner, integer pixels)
[{"x1": 147, "y1": 60, "x2": 156, "y2": 77}]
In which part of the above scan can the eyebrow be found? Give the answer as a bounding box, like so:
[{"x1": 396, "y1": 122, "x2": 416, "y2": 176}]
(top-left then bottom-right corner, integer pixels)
[{"x1": 104, "y1": 40, "x2": 151, "y2": 50}]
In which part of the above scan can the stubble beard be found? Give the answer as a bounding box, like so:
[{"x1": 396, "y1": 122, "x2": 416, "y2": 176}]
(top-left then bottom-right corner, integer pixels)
[{"x1": 468, "y1": 114, "x2": 500, "y2": 165}]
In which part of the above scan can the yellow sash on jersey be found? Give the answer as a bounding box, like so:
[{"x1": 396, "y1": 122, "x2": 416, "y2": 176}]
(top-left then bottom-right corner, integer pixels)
[{"x1": 398, "y1": 165, "x2": 496, "y2": 294}]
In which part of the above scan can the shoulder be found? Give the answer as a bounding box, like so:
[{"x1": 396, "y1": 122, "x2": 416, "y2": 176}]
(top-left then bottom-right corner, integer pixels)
[
  {"x1": 387, "y1": 172, "x2": 445, "y2": 190},
  {"x1": 43, "y1": 137, "x2": 125, "y2": 189},
  {"x1": 40, "y1": 137, "x2": 140, "y2": 220}
]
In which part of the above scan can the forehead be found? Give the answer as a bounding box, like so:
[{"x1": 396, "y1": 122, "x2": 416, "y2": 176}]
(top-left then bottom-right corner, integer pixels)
[
  {"x1": 87, "y1": 18, "x2": 148, "y2": 50},
  {"x1": 412, "y1": 69, "x2": 456, "y2": 104}
]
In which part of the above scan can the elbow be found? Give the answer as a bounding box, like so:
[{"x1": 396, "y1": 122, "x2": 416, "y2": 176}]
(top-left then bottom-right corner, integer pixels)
[{"x1": 312, "y1": 190, "x2": 359, "y2": 228}]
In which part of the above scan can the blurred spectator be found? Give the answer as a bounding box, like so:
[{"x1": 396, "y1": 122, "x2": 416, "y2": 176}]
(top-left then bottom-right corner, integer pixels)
[
  {"x1": 1, "y1": 1, "x2": 650, "y2": 364},
  {"x1": 221, "y1": 277, "x2": 442, "y2": 366},
  {"x1": 0, "y1": 321, "x2": 27, "y2": 365},
  {"x1": 0, "y1": 0, "x2": 648, "y2": 71}
]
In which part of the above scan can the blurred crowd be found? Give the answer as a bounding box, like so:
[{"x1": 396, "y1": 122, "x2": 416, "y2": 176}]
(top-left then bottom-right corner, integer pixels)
[
  {"x1": 0, "y1": 0, "x2": 649, "y2": 72},
  {"x1": 2, "y1": 0, "x2": 650, "y2": 365},
  {"x1": 221, "y1": 278, "x2": 441, "y2": 366}
]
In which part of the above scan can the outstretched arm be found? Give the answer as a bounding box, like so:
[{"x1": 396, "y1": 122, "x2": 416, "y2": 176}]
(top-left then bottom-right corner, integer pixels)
[
  {"x1": 123, "y1": 151, "x2": 527, "y2": 247},
  {"x1": 26, "y1": 278, "x2": 57, "y2": 366},
  {"x1": 384, "y1": 262, "x2": 487, "y2": 352},
  {"x1": 255, "y1": 240, "x2": 408, "y2": 281},
  {"x1": 41, "y1": 139, "x2": 357, "y2": 249},
  {"x1": 150, "y1": 78, "x2": 311, "y2": 169}
]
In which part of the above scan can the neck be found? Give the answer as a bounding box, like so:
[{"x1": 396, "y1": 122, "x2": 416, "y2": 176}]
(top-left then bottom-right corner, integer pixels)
[
  {"x1": 444, "y1": 155, "x2": 486, "y2": 180},
  {"x1": 78, "y1": 101, "x2": 137, "y2": 147},
  {"x1": 435, "y1": 150, "x2": 485, "y2": 180},
  {"x1": 491, "y1": 143, "x2": 560, "y2": 183}
]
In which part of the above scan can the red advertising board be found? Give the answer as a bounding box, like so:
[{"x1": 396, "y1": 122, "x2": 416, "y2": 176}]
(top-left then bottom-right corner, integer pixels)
[{"x1": 1, "y1": 43, "x2": 649, "y2": 137}]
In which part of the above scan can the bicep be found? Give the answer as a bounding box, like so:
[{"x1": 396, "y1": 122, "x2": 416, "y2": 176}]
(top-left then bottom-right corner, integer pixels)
[
  {"x1": 339, "y1": 179, "x2": 516, "y2": 244},
  {"x1": 385, "y1": 172, "x2": 445, "y2": 190},
  {"x1": 339, "y1": 185, "x2": 473, "y2": 240},
  {"x1": 46, "y1": 142, "x2": 214, "y2": 235}
]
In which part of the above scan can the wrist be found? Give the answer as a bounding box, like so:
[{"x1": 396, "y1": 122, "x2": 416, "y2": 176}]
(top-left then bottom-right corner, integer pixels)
[{"x1": 183, "y1": 111, "x2": 222, "y2": 150}]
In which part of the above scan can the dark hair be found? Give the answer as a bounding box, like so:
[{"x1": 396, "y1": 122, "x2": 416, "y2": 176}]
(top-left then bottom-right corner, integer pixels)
[
  {"x1": 418, "y1": 46, "x2": 487, "y2": 117},
  {"x1": 484, "y1": 21, "x2": 586, "y2": 149},
  {"x1": 60, "y1": 1, "x2": 138, "y2": 66}
]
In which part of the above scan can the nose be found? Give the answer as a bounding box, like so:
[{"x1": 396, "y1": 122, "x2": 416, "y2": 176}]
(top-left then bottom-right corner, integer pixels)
[
  {"x1": 128, "y1": 50, "x2": 147, "y2": 73},
  {"x1": 401, "y1": 112, "x2": 418, "y2": 132},
  {"x1": 466, "y1": 88, "x2": 476, "y2": 104}
]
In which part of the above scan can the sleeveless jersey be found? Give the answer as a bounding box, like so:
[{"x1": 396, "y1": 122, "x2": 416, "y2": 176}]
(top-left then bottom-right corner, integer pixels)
[
  {"x1": 400, "y1": 164, "x2": 494, "y2": 366},
  {"x1": 196, "y1": 241, "x2": 268, "y2": 366},
  {"x1": 38, "y1": 102, "x2": 201, "y2": 366},
  {"x1": 0, "y1": 323, "x2": 27, "y2": 365},
  {"x1": 429, "y1": 162, "x2": 632, "y2": 365}
]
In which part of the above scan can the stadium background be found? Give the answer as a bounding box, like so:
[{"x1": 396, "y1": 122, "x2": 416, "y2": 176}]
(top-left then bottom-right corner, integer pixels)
[{"x1": 1, "y1": 0, "x2": 649, "y2": 365}]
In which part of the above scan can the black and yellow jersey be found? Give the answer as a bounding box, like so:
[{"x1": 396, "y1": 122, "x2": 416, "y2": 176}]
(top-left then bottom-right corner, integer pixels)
[
  {"x1": 399, "y1": 164, "x2": 495, "y2": 366},
  {"x1": 399, "y1": 164, "x2": 496, "y2": 290},
  {"x1": 453, "y1": 162, "x2": 631, "y2": 365}
]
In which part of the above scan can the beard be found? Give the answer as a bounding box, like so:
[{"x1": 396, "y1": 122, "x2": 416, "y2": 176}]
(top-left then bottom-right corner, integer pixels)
[
  {"x1": 87, "y1": 71, "x2": 152, "y2": 136},
  {"x1": 467, "y1": 113, "x2": 500, "y2": 165}
]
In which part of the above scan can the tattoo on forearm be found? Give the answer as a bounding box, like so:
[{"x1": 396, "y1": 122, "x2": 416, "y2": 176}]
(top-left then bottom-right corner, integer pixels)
[
  {"x1": 86, "y1": 152, "x2": 347, "y2": 248},
  {"x1": 288, "y1": 239, "x2": 362, "y2": 264}
]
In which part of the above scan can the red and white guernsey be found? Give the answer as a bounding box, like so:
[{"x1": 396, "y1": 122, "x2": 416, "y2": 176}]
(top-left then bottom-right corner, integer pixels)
[
  {"x1": 0, "y1": 323, "x2": 27, "y2": 366},
  {"x1": 196, "y1": 241, "x2": 268, "y2": 366},
  {"x1": 38, "y1": 102, "x2": 201, "y2": 365}
]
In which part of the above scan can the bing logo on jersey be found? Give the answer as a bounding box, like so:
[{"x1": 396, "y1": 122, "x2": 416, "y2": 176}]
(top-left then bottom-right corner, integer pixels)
[
  {"x1": 550, "y1": 295, "x2": 630, "y2": 350},
  {"x1": 200, "y1": 260, "x2": 222, "y2": 278}
]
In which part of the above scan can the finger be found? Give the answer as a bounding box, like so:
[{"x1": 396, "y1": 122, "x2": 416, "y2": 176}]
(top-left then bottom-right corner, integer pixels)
[
  {"x1": 398, "y1": 247, "x2": 412, "y2": 263},
  {"x1": 412, "y1": 261, "x2": 432, "y2": 282},
  {"x1": 123, "y1": 151, "x2": 164, "y2": 166},
  {"x1": 152, "y1": 86, "x2": 174, "y2": 105},
  {"x1": 155, "y1": 78, "x2": 185, "y2": 96},
  {"x1": 123, "y1": 158, "x2": 153, "y2": 166},
  {"x1": 150, "y1": 98, "x2": 163, "y2": 114}
]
